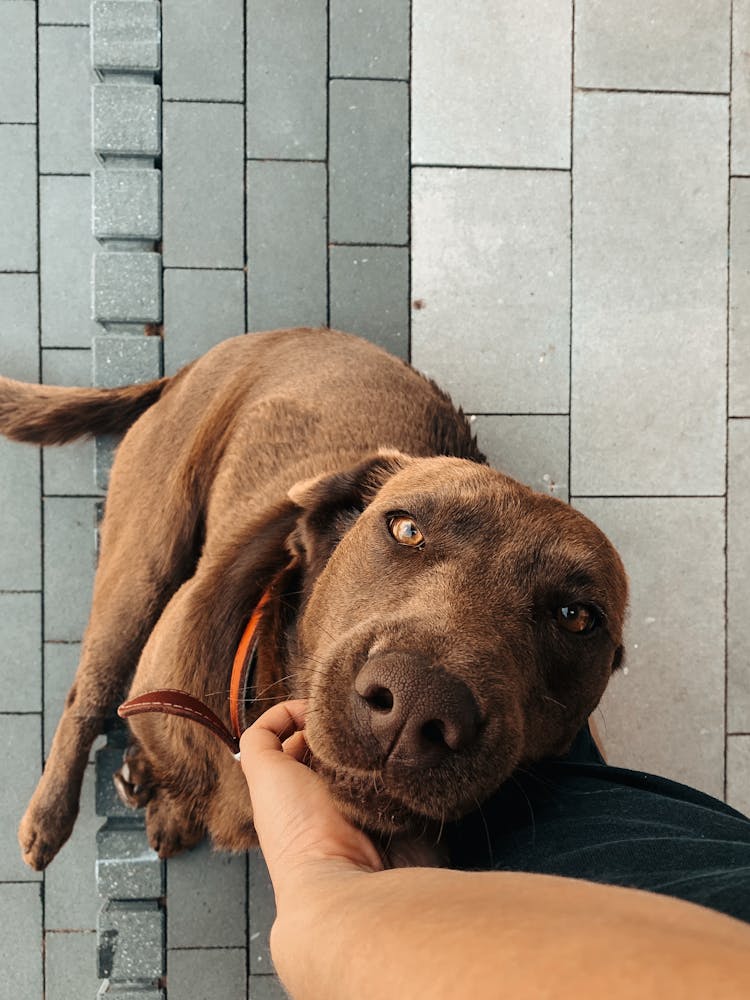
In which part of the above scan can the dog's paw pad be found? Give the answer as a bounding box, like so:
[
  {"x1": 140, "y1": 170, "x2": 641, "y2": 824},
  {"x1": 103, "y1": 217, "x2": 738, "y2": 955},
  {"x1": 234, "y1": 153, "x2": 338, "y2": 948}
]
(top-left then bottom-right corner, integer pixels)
[
  {"x1": 146, "y1": 798, "x2": 203, "y2": 859},
  {"x1": 18, "y1": 812, "x2": 66, "y2": 871}
]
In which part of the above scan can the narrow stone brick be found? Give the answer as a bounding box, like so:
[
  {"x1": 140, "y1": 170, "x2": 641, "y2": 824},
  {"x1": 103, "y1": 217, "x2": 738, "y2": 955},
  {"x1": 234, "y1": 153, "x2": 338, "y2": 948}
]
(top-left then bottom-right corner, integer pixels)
[
  {"x1": 39, "y1": 0, "x2": 90, "y2": 24},
  {"x1": 729, "y1": 419, "x2": 750, "y2": 732},
  {"x1": 93, "y1": 168, "x2": 161, "y2": 241},
  {"x1": 0, "y1": 125, "x2": 37, "y2": 270},
  {"x1": 46, "y1": 931, "x2": 101, "y2": 1000},
  {"x1": 730, "y1": 179, "x2": 750, "y2": 416},
  {"x1": 45, "y1": 764, "x2": 100, "y2": 931},
  {"x1": 167, "y1": 840, "x2": 246, "y2": 948},
  {"x1": 96, "y1": 744, "x2": 135, "y2": 819},
  {"x1": 0, "y1": 592, "x2": 42, "y2": 712},
  {"x1": 0, "y1": 437, "x2": 41, "y2": 591},
  {"x1": 97, "y1": 821, "x2": 164, "y2": 900},
  {"x1": 248, "y1": 976, "x2": 289, "y2": 1000},
  {"x1": 473, "y1": 415, "x2": 569, "y2": 501},
  {"x1": 168, "y1": 948, "x2": 246, "y2": 1000},
  {"x1": 330, "y1": 0, "x2": 410, "y2": 80},
  {"x1": 42, "y1": 348, "x2": 101, "y2": 497},
  {"x1": 0, "y1": 1, "x2": 37, "y2": 123},
  {"x1": 39, "y1": 25, "x2": 92, "y2": 173},
  {"x1": 329, "y1": 245, "x2": 409, "y2": 359},
  {"x1": 93, "y1": 84, "x2": 161, "y2": 157},
  {"x1": 98, "y1": 984, "x2": 165, "y2": 999},
  {"x1": 0, "y1": 884, "x2": 43, "y2": 996},
  {"x1": 93, "y1": 333, "x2": 162, "y2": 386},
  {"x1": 92, "y1": 1, "x2": 161, "y2": 72},
  {"x1": 248, "y1": 848, "x2": 276, "y2": 975},
  {"x1": 0, "y1": 273, "x2": 38, "y2": 382},
  {"x1": 93, "y1": 253, "x2": 162, "y2": 324},
  {"x1": 163, "y1": 269, "x2": 245, "y2": 374},
  {"x1": 0, "y1": 715, "x2": 42, "y2": 881},
  {"x1": 97, "y1": 900, "x2": 164, "y2": 980},
  {"x1": 162, "y1": 0, "x2": 242, "y2": 101},
  {"x1": 733, "y1": 0, "x2": 750, "y2": 175},
  {"x1": 727, "y1": 736, "x2": 750, "y2": 816},
  {"x1": 43, "y1": 496, "x2": 97, "y2": 640}
]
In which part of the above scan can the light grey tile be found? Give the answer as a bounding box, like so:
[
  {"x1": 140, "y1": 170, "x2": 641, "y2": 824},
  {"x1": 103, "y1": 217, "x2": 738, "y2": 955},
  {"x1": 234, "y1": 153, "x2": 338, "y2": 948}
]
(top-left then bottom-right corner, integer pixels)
[
  {"x1": 163, "y1": 269, "x2": 245, "y2": 375},
  {"x1": 576, "y1": 498, "x2": 725, "y2": 800},
  {"x1": 92, "y1": 0, "x2": 161, "y2": 73},
  {"x1": 39, "y1": 0, "x2": 90, "y2": 24},
  {"x1": 571, "y1": 92, "x2": 727, "y2": 495},
  {"x1": 44, "y1": 642, "x2": 88, "y2": 760},
  {"x1": 575, "y1": 0, "x2": 730, "y2": 93},
  {"x1": 169, "y1": 948, "x2": 247, "y2": 1000},
  {"x1": 0, "y1": 592, "x2": 41, "y2": 712},
  {"x1": 730, "y1": 179, "x2": 750, "y2": 416},
  {"x1": 729, "y1": 419, "x2": 750, "y2": 732},
  {"x1": 0, "y1": 1, "x2": 36, "y2": 123},
  {"x1": 329, "y1": 245, "x2": 409, "y2": 359},
  {"x1": 727, "y1": 736, "x2": 750, "y2": 816},
  {"x1": 246, "y1": 161, "x2": 327, "y2": 330},
  {"x1": 0, "y1": 273, "x2": 38, "y2": 381},
  {"x1": 329, "y1": 80, "x2": 408, "y2": 245},
  {"x1": 0, "y1": 437, "x2": 41, "y2": 591},
  {"x1": 167, "y1": 840, "x2": 246, "y2": 948},
  {"x1": 40, "y1": 175, "x2": 100, "y2": 347},
  {"x1": 39, "y1": 25, "x2": 92, "y2": 174},
  {"x1": 248, "y1": 976, "x2": 288, "y2": 1000},
  {"x1": 43, "y1": 497, "x2": 97, "y2": 641},
  {"x1": 92, "y1": 83, "x2": 161, "y2": 158},
  {"x1": 412, "y1": 0, "x2": 571, "y2": 168},
  {"x1": 474, "y1": 415, "x2": 569, "y2": 502},
  {"x1": 93, "y1": 251, "x2": 162, "y2": 323},
  {"x1": 330, "y1": 0, "x2": 410, "y2": 80},
  {"x1": 733, "y1": 0, "x2": 750, "y2": 175},
  {"x1": 46, "y1": 931, "x2": 100, "y2": 1000},
  {"x1": 0, "y1": 714, "x2": 42, "y2": 881},
  {"x1": 42, "y1": 349, "x2": 100, "y2": 497},
  {"x1": 0, "y1": 124, "x2": 37, "y2": 271},
  {"x1": 0, "y1": 883, "x2": 43, "y2": 996},
  {"x1": 411, "y1": 167, "x2": 570, "y2": 413},
  {"x1": 163, "y1": 102, "x2": 244, "y2": 268},
  {"x1": 248, "y1": 849, "x2": 275, "y2": 975},
  {"x1": 246, "y1": 0, "x2": 327, "y2": 160},
  {"x1": 45, "y1": 764, "x2": 100, "y2": 930},
  {"x1": 163, "y1": 0, "x2": 242, "y2": 101}
]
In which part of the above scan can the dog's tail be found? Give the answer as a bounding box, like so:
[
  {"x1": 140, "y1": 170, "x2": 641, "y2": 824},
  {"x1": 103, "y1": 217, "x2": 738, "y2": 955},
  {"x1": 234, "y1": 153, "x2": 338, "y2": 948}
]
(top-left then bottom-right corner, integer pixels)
[{"x1": 0, "y1": 374, "x2": 172, "y2": 445}]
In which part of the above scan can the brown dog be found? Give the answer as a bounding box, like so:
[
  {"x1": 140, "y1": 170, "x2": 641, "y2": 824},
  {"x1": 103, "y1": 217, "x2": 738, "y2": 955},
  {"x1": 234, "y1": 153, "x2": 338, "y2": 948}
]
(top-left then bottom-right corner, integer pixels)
[{"x1": 0, "y1": 328, "x2": 627, "y2": 870}]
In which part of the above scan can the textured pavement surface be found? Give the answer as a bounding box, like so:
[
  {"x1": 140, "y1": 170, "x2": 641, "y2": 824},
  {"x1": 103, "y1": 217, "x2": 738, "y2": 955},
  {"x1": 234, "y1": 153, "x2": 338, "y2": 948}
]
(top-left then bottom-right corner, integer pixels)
[{"x1": 1, "y1": 1, "x2": 749, "y2": 997}]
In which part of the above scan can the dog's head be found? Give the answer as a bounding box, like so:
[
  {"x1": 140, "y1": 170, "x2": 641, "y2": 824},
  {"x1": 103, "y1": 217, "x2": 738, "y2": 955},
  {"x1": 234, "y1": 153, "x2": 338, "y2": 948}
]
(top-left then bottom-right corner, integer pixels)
[{"x1": 282, "y1": 451, "x2": 627, "y2": 836}]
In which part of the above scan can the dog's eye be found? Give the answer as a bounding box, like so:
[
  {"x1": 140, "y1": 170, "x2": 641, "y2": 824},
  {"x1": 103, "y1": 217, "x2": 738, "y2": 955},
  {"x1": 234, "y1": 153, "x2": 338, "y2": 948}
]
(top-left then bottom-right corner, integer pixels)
[
  {"x1": 556, "y1": 604, "x2": 600, "y2": 634},
  {"x1": 388, "y1": 515, "x2": 425, "y2": 548}
]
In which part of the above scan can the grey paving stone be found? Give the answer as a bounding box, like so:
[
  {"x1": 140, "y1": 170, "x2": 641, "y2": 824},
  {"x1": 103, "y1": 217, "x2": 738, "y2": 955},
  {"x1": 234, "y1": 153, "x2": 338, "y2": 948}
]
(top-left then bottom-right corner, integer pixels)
[
  {"x1": 733, "y1": 0, "x2": 750, "y2": 175},
  {"x1": 43, "y1": 496, "x2": 97, "y2": 641},
  {"x1": 167, "y1": 840, "x2": 246, "y2": 948},
  {"x1": 42, "y1": 348, "x2": 102, "y2": 496},
  {"x1": 330, "y1": 0, "x2": 410, "y2": 80},
  {"x1": 246, "y1": 0, "x2": 326, "y2": 160},
  {"x1": 169, "y1": 948, "x2": 246, "y2": 1000},
  {"x1": 575, "y1": 0, "x2": 730, "y2": 93},
  {"x1": 0, "y1": 883, "x2": 43, "y2": 996},
  {"x1": 248, "y1": 849, "x2": 275, "y2": 975},
  {"x1": 39, "y1": 0, "x2": 90, "y2": 24},
  {"x1": 411, "y1": 167, "x2": 570, "y2": 414},
  {"x1": 246, "y1": 161, "x2": 327, "y2": 330},
  {"x1": 98, "y1": 984, "x2": 165, "y2": 999},
  {"x1": 248, "y1": 976, "x2": 288, "y2": 1000},
  {"x1": 163, "y1": 269, "x2": 245, "y2": 375},
  {"x1": 571, "y1": 92, "x2": 727, "y2": 495},
  {"x1": 97, "y1": 821, "x2": 163, "y2": 899},
  {"x1": 45, "y1": 763, "x2": 100, "y2": 930},
  {"x1": 93, "y1": 84, "x2": 161, "y2": 157},
  {"x1": 329, "y1": 245, "x2": 409, "y2": 359},
  {"x1": 96, "y1": 434, "x2": 119, "y2": 492},
  {"x1": 162, "y1": 102, "x2": 244, "y2": 268},
  {"x1": 0, "y1": 124, "x2": 37, "y2": 271},
  {"x1": 39, "y1": 25, "x2": 93, "y2": 174},
  {"x1": 412, "y1": 0, "x2": 571, "y2": 167},
  {"x1": 0, "y1": 1, "x2": 36, "y2": 123},
  {"x1": 93, "y1": 333, "x2": 162, "y2": 386},
  {"x1": 93, "y1": 252, "x2": 162, "y2": 323},
  {"x1": 0, "y1": 437, "x2": 41, "y2": 591},
  {"x1": 46, "y1": 931, "x2": 101, "y2": 1000},
  {"x1": 473, "y1": 415, "x2": 569, "y2": 501},
  {"x1": 0, "y1": 273, "x2": 38, "y2": 381},
  {"x1": 0, "y1": 714, "x2": 42, "y2": 881},
  {"x1": 98, "y1": 900, "x2": 164, "y2": 980},
  {"x1": 0, "y1": 591, "x2": 42, "y2": 712},
  {"x1": 44, "y1": 642, "x2": 85, "y2": 760},
  {"x1": 730, "y1": 180, "x2": 750, "y2": 416},
  {"x1": 41, "y1": 175, "x2": 101, "y2": 347},
  {"x1": 92, "y1": 0, "x2": 161, "y2": 72},
  {"x1": 576, "y1": 498, "x2": 725, "y2": 799},
  {"x1": 93, "y1": 168, "x2": 161, "y2": 241},
  {"x1": 728, "y1": 419, "x2": 750, "y2": 733},
  {"x1": 163, "y1": 0, "x2": 242, "y2": 101},
  {"x1": 727, "y1": 737, "x2": 750, "y2": 815},
  {"x1": 329, "y1": 80, "x2": 408, "y2": 245},
  {"x1": 96, "y1": 743, "x2": 135, "y2": 818}
]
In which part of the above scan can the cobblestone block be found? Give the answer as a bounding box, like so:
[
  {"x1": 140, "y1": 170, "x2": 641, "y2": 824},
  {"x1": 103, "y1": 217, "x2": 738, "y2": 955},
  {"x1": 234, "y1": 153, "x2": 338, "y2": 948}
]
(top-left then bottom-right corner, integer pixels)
[
  {"x1": 248, "y1": 848, "x2": 276, "y2": 975},
  {"x1": 93, "y1": 252, "x2": 162, "y2": 323},
  {"x1": 730, "y1": 179, "x2": 750, "y2": 416},
  {"x1": 163, "y1": 269, "x2": 245, "y2": 374},
  {"x1": 729, "y1": 419, "x2": 750, "y2": 732},
  {"x1": 329, "y1": 245, "x2": 408, "y2": 359},
  {"x1": 733, "y1": 1, "x2": 750, "y2": 174},
  {"x1": 46, "y1": 763, "x2": 101, "y2": 930},
  {"x1": 92, "y1": 1, "x2": 161, "y2": 72},
  {"x1": 246, "y1": 161, "x2": 327, "y2": 330},
  {"x1": 98, "y1": 900, "x2": 164, "y2": 981},
  {"x1": 0, "y1": 715, "x2": 42, "y2": 881},
  {"x1": 93, "y1": 332, "x2": 162, "y2": 386},
  {"x1": 329, "y1": 80, "x2": 408, "y2": 245},
  {"x1": 43, "y1": 496, "x2": 97, "y2": 640},
  {"x1": 330, "y1": 0, "x2": 410, "y2": 79},
  {"x1": 169, "y1": 948, "x2": 246, "y2": 1000},
  {"x1": 0, "y1": 884, "x2": 43, "y2": 996},
  {"x1": 40, "y1": 0, "x2": 90, "y2": 23},
  {"x1": 40, "y1": 25, "x2": 92, "y2": 173},
  {"x1": 0, "y1": 1, "x2": 37, "y2": 123},
  {"x1": 46, "y1": 931, "x2": 101, "y2": 1000},
  {"x1": 94, "y1": 168, "x2": 161, "y2": 241},
  {"x1": 97, "y1": 821, "x2": 163, "y2": 900},
  {"x1": 41, "y1": 175, "x2": 100, "y2": 347},
  {"x1": 0, "y1": 273, "x2": 38, "y2": 382},
  {"x1": 163, "y1": 0, "x2": 242, "y2": 101},
  {"x1": 0, "y1": 437, "x2": 41, "y2": 591},
  {"x1": 0, "y1": 125, "x2": 37, "y2": 270},
  {"x1": 98, "y1": 984, "x2": 165, "y2": 999},
  {"x1": 163, "y1": 102, "x2": 244, "y2": 267},
  {"x1": 96, "y1": 744, "x2": 135, "y2": 818},
  {"x1": 93, "y1": 84, "x2": 161, "y2": 157},
  {"x1": 42, "y1": 348, "x2": 102, "y2": 496},
  {"x1": 246, "y1": 0, "x2": 327, "y2": 159},
  {"x1": 0, "y1": 592, "x2": 42, "y2": 713},
  {"x1": 167, "y1": 840, "x2": 246, "y2": 948},
  {"x1": 473, "y1": 415, "x2": 569, "y2": 502}
]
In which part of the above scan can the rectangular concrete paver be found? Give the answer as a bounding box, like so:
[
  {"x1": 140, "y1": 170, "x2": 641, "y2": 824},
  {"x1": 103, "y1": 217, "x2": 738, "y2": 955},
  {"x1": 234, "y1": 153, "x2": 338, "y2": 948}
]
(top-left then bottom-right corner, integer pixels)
[
  {"x1": 732, "y1": 0, "x2": 750, "y2": 175},
  {"x1": 167, "y1": 840, "x2": 247, "y2": 949},
  {"x1": 474, "y1": 415, "x2": 570, "y2": 502},
  {"x1": 0, "y1": 592, "x2": 42, "y2": 713},
  {"x1": 330, "y1": 0, "x2": 410, "y2": 80},
  {"x1": 0, "y1": 437, "x2": 41, "y2": 591},
  {"x1": 730, "y1": 179, "x2": 750, "y2": 416},
  {"x1": 39, "y1": 25, "x2": 92, "y2": 174},
  {"x1": 39, "y1": 0, "x2": 90, "y2": 23},
  {"x1": 163, "y1": 0, "x2": 243, "y2": 101},
  {"x1": 248, "y1": 849, "x2": 275, "y2": 976},
  {"x1": 43, "y1": 497, "x2": 97, "y2": 641},
  {"x1": 329, "y1": 245, "x2": 409, "y2": 359},
  {"x1": 0, "y1": 1, "x2": 37, "y2": 124},
  {"x1": 0, "y1": 124, "x2": 37, "y2": 271},
  {"x1": 0, "y1": 273, "x2": 39, "y2": 381},
  {"x1": 42, "y1": 348, "x2": 101, "y2": 497},
  {"x1": 169, "y1": 948, "x2": 247, "y2": 1000},
  {"x1": 0, "y1": 883, "x2": 43, "y2": 997},
  {"x1": 728, "y1": 419, "x2": 750, "y2": 733},
  {"x1": 0, "y1": 714, "x2": 42, "y2": 881},
  {"x1": 727, "y1": 737, "x2": 750, "y2": 815},
  {"x1": 46, "y1": 931, "x2": 101, "y2": 1000},
  {"x1": 163, "y1": 269, "x2": 246, "y2": 374}
]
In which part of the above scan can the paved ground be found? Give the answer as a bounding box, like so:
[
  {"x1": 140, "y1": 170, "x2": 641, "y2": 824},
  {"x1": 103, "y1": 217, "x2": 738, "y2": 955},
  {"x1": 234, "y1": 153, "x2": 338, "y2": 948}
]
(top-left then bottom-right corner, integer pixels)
[{"x1": 1, "y1": 1, "x2": 749, "y2": 998}]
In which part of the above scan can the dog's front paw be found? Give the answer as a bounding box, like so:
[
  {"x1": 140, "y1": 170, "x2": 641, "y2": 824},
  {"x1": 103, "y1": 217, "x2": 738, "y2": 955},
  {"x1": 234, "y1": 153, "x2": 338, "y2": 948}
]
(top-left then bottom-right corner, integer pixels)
[
  {"x1": 145, "y1": 793, "x2": 204, "y2": 859},
  {"x1": 18, "y1": 795, "x2": 77, "y2": 871}
]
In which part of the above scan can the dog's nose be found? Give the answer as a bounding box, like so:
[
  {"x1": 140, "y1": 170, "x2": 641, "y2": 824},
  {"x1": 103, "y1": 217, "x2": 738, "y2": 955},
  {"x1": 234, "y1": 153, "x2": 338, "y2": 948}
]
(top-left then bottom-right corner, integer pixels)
[{"x1": 353, "y1": 656, "x2": 480, "y2": 768}]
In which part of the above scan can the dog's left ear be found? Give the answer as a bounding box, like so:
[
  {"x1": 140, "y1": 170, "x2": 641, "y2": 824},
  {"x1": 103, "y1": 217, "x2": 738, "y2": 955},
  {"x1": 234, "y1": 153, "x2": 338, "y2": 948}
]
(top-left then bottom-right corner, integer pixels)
[{"x1": 288, "y1": 449, "x2": 410, "y2": 576}]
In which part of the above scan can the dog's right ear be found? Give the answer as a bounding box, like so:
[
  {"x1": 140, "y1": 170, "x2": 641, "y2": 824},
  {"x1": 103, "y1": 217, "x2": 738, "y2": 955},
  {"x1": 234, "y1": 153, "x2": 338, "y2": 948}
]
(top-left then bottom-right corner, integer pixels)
[{"x1": 287, "y1": 449, "x2": 410, "y2": 577}]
